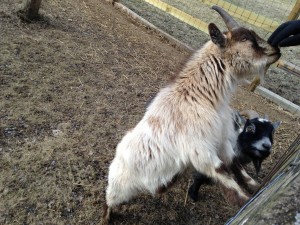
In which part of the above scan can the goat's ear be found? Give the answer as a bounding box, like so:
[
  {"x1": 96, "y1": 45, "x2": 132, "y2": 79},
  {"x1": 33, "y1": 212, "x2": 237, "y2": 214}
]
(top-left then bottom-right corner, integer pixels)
[
  {"x1": 208, "y1": 23, "x2": 226, "y2": 47},
  {"x1": 273, "y1": 121, "x2": 281, "y2": 129},
  {"x1": 239, "y1": 114, "x2": 247, "y2": 125},
  {"x1": 235, "y1": 111, "x2": 246, "y2": 126}
]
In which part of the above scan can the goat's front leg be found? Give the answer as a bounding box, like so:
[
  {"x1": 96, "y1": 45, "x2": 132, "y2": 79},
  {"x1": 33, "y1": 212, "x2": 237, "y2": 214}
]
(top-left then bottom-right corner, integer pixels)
[
  {"x1": 230, "y1": 157, "x2": 259, "y2": 194},
  {"x1": 191, "y1": 153, "x2": 250, "y2": 207},
  {"x1": 213, "y1": 163, "x2": 250, "y2": 207}
]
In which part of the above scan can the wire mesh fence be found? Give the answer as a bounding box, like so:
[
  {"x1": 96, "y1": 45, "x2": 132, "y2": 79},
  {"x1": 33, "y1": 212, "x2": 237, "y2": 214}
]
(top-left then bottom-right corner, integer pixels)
[
  {"x1": 118, "y1": 0, "x2": 300, "y2": 105},
  {"x1": 120, "y1": 0, "x2": 299, "y2": 48}
]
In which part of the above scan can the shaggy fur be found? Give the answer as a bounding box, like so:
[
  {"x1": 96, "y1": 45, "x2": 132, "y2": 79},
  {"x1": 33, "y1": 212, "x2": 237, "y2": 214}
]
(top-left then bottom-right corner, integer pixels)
[{"x1": 102, "y1": 7, "x2": 280, "y2": 223}]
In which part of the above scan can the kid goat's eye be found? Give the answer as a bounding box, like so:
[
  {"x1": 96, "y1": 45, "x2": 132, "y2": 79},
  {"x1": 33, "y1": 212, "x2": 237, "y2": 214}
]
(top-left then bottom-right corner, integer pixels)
[{"x1": 241, "y1": 37, "x2": 248, "y2": 42}]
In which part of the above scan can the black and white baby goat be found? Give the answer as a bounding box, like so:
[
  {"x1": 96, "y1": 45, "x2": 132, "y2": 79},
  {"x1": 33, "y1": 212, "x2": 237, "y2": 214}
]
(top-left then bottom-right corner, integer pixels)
[
  {"x1": 188, "y1": 110, "x2": 281, "y2": 202},
  {"x1": 236, "y1": 110, "x2": 281, "y2": 174}
]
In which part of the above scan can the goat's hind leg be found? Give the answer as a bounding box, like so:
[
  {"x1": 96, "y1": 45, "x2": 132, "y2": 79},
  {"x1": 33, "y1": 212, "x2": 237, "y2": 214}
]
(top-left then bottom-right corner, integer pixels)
[
  {"x1": 103, "y1": 160, "x2": 140, "y2": 224},
  {"x1": 102, "y1": 203, "x2": 111, "y2": 225},
  {"x1": 103, "y1": 178, "x2": 139, "y2": 224}
]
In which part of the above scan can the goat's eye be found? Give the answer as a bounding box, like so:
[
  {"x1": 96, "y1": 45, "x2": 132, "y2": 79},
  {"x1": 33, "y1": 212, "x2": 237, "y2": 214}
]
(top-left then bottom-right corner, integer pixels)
[
  {"x1": 241, "y1": 37, "x2": 248, "y2": 42},
  {"x1": 246, "y1": 124, "x2": 255, "y2": 133}
]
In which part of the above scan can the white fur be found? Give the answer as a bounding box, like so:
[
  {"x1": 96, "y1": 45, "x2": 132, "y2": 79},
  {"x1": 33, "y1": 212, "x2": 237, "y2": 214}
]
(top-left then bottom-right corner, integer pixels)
[
  {"x1": 104, "y1": 26, "x2": 279, "y2": 216},
  {"x1": 105, "y1": 42, "x2": 251, "y2": 208},
  {"x1": 241, "y1": 169, "x2": 257, "y2": 186},
  {"x1": 252, "y1": 137, "x2": 272, "y2": 151},
  {"x1": 258, "y1": 118, "x2": 269, "y2": 123}
]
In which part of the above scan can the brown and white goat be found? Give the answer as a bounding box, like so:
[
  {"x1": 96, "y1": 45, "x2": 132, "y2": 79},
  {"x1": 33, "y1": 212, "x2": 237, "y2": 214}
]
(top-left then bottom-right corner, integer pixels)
[{"x1": 102, "y1": 6, "x2": 280, "y2": 223}]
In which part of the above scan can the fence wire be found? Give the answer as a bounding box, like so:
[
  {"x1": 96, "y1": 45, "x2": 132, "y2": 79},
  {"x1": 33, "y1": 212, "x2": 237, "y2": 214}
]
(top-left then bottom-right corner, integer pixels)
[
  {"x1": 121, "y1": 0, "x2": 299, "y2": 49},
  {"x1": 118, "y1": 0, "x2": 300, "y2": 106}
]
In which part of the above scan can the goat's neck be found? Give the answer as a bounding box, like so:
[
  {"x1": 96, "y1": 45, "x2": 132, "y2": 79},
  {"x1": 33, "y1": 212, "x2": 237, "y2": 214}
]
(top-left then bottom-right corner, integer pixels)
[{"x1": 176, "y1": 46, "x2": 237, "y2": 108}]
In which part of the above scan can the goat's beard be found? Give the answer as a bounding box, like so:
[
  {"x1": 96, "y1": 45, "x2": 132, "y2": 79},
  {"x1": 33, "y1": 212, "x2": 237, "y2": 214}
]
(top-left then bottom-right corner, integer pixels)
[
  {"x1": 248, "y1": 61, "x2": 269, "y2": 85},
  {"x1": 259, "y1": 64, "x2": 272, "y2": 85},
  {"x1": 260, "y1": 64, "x2": 273, "y2": 85},
  {"x1": 237, "y1": 62, "x2": 269, "y2": 88}
]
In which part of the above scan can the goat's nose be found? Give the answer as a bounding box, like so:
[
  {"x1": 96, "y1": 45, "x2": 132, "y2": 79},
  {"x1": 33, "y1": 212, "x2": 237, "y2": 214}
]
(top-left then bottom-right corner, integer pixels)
[{"x1": 263, "y1": 143, "x2": 271, "y2": 150}]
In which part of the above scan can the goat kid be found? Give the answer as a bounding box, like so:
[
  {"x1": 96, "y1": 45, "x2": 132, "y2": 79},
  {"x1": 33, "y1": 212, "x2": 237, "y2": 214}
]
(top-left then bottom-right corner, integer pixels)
[
  {"x1": 188, "y1": 110, "x2": 281, "y2": 202},
  {"x1": 103, "y1": 6, "x2": 280, "y2": 223},
  {"x1": 237, "y1": 110, "x2": 281, "y2": 174}
]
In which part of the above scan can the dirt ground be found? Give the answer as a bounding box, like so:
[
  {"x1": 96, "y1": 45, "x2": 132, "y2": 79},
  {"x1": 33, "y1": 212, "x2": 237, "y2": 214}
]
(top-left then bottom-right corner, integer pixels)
[{"x1": 0, "y1": 1, "x2": 299, "y2": 225}]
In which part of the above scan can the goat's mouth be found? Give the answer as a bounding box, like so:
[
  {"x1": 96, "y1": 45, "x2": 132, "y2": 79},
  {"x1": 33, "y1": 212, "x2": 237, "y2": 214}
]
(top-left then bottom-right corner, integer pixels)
[
  {"x1": 252, "y1": 148, "x2": 271, "y2": 159},
  {"x1": 268, "y1": 51, "x2": 281, "y2": 57},
  {"x1": 246, "y1": 146, "x2": 270, "y2": 158},
  {"x1": 267, "y1": 47, "x2": 281, "y2": 63},
  {"x1": 267, "y1": 52, "x2": 281, "y2": 65}
]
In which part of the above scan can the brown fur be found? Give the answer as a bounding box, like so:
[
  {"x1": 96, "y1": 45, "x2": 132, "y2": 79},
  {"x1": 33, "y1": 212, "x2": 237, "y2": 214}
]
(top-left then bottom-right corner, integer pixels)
[
  {"x1": 148, "y1": 116, "x2": 163, "y2": 133},
  {"x1": 230, "y1": 158, "x2": 258, "y2": 194},
  {"x1": 102, "y1": 203, "x2": 110, "y2": 225},
  {"x1": 215, "y1": 164, "x2": 250, "y2": 206},
  {"x1": 219, "y1": 184, "x2": 249, "y2": 207}
]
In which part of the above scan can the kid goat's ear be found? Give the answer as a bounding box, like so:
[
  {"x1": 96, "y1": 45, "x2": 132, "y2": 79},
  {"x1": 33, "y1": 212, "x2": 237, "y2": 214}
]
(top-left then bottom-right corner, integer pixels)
[
  {"x1": 273, "y1": 121, "x2": 281, "y2": 129},
  {"x1": 208, "y1": 23, "x2": 226, "y2": 47}
]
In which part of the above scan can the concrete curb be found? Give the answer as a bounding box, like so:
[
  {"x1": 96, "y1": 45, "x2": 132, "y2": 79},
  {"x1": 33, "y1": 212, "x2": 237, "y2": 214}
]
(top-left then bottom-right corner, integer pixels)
[
  {"x1": 112, "y1": 2, "x2": 300, "y2": 116},
  {"x1": 113, "y1": 2, "x2": 194, "y2": 53},
  {"x1": 254, "y1": 85, "x2": 300, "y2": 116}
]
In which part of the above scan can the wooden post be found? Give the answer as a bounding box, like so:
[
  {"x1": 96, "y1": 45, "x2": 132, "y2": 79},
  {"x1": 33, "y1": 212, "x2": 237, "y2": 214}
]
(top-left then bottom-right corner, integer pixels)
[
  {"x1": 276, "y1": 59, "x2": 300, "y2": 79},
  {"x1": 287, "y1": 0, "x2": 300, "y2": 20},
  {"x1": 18, "y1": 0, "x2": 42, "y2": 20},
  {"x1": 248, "y1": 76, "x2": 261, "y2": 92},
  {"x1": 27, "y1": 0, "x2": 42, "y2": 19}
]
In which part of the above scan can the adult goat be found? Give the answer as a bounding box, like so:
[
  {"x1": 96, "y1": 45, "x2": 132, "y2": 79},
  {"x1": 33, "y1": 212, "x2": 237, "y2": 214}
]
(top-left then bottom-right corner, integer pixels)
[{"x1": 103, "y1": 6, "x2": 281, "y2": 223}]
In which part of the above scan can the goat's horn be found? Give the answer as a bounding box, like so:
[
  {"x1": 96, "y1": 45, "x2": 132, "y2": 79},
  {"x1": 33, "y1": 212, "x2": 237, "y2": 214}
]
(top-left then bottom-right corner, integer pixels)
[
  {"x1": 240, "y1": 110, "x2": 260, "y2": 119},
  {"x1": 212, "y1": 5, "x2": 239, "y2": 31}
]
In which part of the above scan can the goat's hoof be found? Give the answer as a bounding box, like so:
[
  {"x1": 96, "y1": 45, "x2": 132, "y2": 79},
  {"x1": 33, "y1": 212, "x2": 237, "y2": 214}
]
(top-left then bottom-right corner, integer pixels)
[
  {"x1": 229, "y1": 196, "x2": 249, "y2": 208},
  {"x1": 238, "y1": 197, "x2": 249, "y2": 208},
  {"x1": 188, "y1": 185, "x2": 199, "y2": 202},
  {"x1": 102, "y1": 203, "x2": 111, "y2": 225},
  {"x1": 101, "y1": 219, "x2": 109, "y2": 225},
  {"x1": 247, "y1": 183, "x2": 260, "y2": 195},
  {"x1": 233, "y1": 193, "x2": 250, "y2": 208},
  {"x1": 101, "y1": 215, "x2": 110, "y2": 225}
]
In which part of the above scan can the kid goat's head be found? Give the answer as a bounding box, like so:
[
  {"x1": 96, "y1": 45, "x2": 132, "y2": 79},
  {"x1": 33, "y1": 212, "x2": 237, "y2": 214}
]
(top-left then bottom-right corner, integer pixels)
[
  {"x1": 238, "y1": 110, "x2": 281, "y2": 174},
  {"x1": 210, "y1": 6, "x2": 281, "y2": 78}
]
